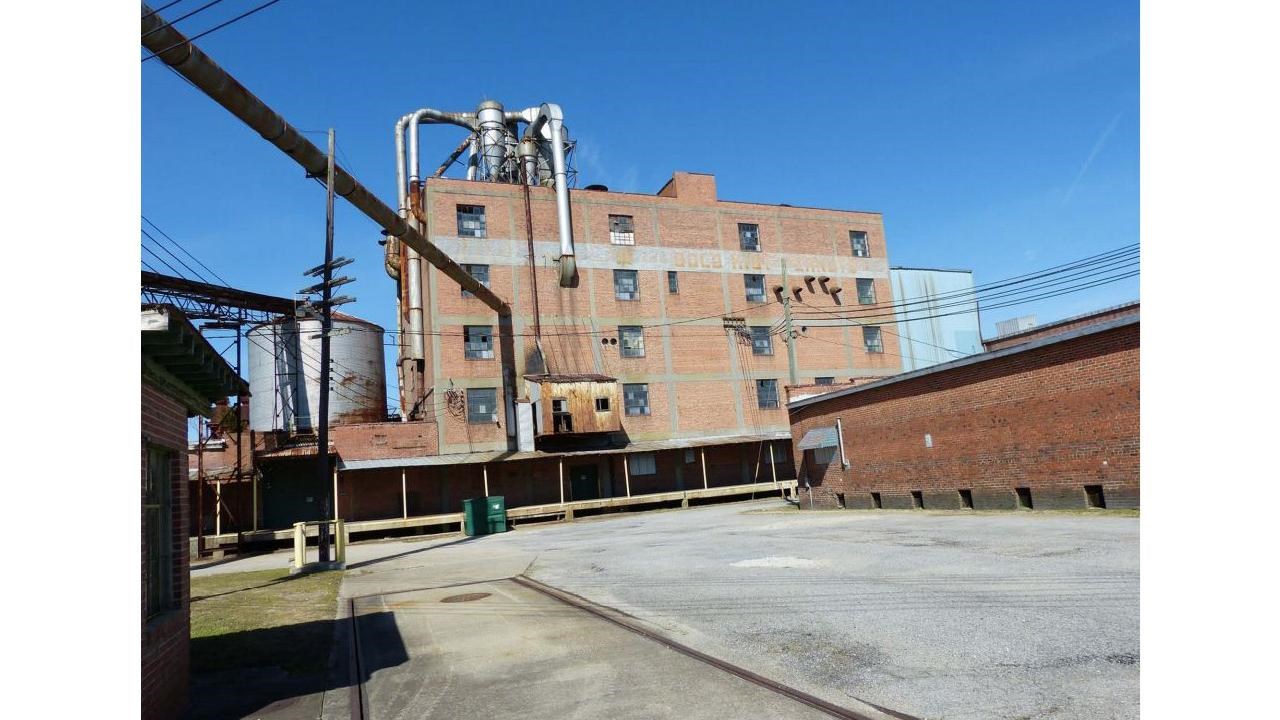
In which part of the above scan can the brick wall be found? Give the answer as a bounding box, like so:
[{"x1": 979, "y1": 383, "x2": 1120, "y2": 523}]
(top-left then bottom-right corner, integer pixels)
[
  {"x1": 789, "y1": 321, "x2": 1139, "y2": 511},
  {"x1": 415, "y1": 174, "x2": 900, "y2": 454},
  {"x1": 141, "y1": 381, "x2": 190, "y2": 720}
]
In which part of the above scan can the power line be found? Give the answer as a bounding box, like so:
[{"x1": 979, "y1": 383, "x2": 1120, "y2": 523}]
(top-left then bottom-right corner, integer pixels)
[
  {"x1": 794, "y1": 259, "x2": 1138, "y2": 325},
  {"x1": 797, "y1": 269, "x2": 1139, "y2": 331},
  {"x1": 141, "y1": 0, "x2": 228, "y2": 40},
  {"x1": 142, "y1": 0, "x2": 288, "y2": 62},
  {"x1": 142, "y1": 215, "x2": 231, "y2": 286},
  {"x1": 142, "y1": 228, "x2": 213, "y2": 284},
  {"x1": 142, "y1": 1, "x2": 187, "y2": 21}
]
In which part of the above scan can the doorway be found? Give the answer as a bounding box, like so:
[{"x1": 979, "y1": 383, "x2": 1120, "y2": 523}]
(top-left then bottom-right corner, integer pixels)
[{"x1": 569, "y1": 464, "x2": 600, "y2": 501}]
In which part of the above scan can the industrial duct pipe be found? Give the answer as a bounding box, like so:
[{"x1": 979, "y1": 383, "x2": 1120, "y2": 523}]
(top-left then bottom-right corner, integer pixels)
[
  {"x1": 521, "y1": 103, "x2": 578, "y2": 288},
  {"x1": 139, "y1": 4, "x2": 508, "y2": 315}
]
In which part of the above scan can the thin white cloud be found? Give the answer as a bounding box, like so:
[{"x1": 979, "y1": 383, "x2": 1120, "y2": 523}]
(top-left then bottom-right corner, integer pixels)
[{"x1": 1063, "y1": 112, "x2": 1124, "y2": 204}]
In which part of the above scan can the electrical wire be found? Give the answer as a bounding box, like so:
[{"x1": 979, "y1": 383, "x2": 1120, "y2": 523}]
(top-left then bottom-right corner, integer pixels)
[
  {"x1": 141, "y1": 0, "x2": 228, "y2": 40},
  {"x1": 142, "y1": 0, "x2": 288, "y2": 62},
  {"x1": 143, "y1": 215, "x2": 232, "y2": 286},
  {"x1": 143, "y1": 1, "x2": 188, "y2": 21}
]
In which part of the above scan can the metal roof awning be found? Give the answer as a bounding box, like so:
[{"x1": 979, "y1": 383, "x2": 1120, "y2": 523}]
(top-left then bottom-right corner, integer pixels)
[
  {"x1": 796, "y1": 426, "x2": 838, "y2": 450},
  {"x1": 337, "y1": 430, "x2": 791, "y2": 471}
]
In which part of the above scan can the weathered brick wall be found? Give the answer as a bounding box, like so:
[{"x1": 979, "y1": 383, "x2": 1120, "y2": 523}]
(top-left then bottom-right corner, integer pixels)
[
  {"x1": 141, "y1": 381, "x2": 190, "y2": 720},
  {"x1": 419, "y1": 174, "x2": 900, "y2": 454},
  {"x1": 984, "y1": 303, "x2": 1140, "y2": 351},
  {"x1": 789, "y1": 321, "x2": 1139, "y2": 511}
]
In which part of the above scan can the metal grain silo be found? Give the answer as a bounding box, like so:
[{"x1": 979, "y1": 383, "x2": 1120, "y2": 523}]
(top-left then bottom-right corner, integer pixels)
[{"x1": 246, "y1": 313, "x2": 387, "y2": 432}]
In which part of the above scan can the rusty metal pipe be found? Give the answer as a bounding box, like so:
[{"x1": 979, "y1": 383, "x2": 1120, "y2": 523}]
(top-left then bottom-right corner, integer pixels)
[{"x1": 140, "y1": 4, "x2": 509, "y2": 316}]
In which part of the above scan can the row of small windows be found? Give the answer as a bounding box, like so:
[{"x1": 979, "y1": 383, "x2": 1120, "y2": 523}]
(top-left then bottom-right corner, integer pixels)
[
  {"x1": 454, "y1": 205, "x2": 873, "y2": 257},
  {"x1": 458, "y1": 264, "x2": 877, "y2": 307},
  {"x1": 459, "y1": 323, "x2": 881, "y2": 360},
  {"x1": 461, "y1": 379, "x2": 783, "y2": 425},
  {"x1": 465, "y1": 377, "x2": 907, "y2": 424}
]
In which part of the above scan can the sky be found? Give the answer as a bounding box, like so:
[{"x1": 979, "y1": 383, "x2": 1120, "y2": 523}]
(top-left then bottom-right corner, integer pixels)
[{"x1": 141, "y1": 0, "x2": 1139, "y2": 395}]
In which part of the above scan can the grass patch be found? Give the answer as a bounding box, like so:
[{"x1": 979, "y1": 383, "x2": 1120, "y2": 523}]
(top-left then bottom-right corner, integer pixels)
[{"x1": 190, "y1": 568, "x2": 343, "y2": 676}]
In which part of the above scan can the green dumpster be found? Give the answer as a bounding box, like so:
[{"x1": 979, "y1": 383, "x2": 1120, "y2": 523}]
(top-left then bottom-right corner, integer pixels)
[
  {"x1": 462, "y1": 497, "x2": 488, "y2": 537},
  {"x1": 486, "y1": 495, "x2": 508, "y2": 534}
]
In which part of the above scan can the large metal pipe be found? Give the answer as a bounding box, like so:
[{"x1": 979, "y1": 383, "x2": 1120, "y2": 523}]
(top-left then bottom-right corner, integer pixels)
[
  {"x1": 139, "y1": 5, "x2": 509, "y2": 315},
  {"x1": 407, "y1": 108, "x2": 475, "y2": 183},
  {"x1": 522, "y1": 103, "x2": 578, "y2": 287}
]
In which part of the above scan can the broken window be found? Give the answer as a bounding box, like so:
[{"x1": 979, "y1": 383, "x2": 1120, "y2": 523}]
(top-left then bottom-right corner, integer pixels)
[
  {"x1": 856, "y1": 278, "x2": 876, "y2": 305},
  {"x1": 862, "y1": 326, "x2": 884, "y2": 354},
  {"x1": 744, "y1": 274, "x2": 766, "y2": 302},
  {"x1": 850, "y1": 230, "x2": 869, "y2": 257},
  {"x1": 756, "y1": 378, "x2": 779, "y2": 409},
  {"x1": 463, "y1": 325, "x2": 493, "y2": 360},
  {"x1": 457, "y1": 204, "x2": 487, "y2": 238},
  {"x1": 750, "y1": 326, "x2": 773, "y2": 355},
  {"x1": 609, "y1": 214, "x2": 636, "y2": 245},
  {"x1": 623, "y1": 383, "x2": 650, "y2": 416},
  {"x1": 815, "y1": 376, "x2": 834, "y2": 385},
  {"x1": 738, "y1": 223, "x2": 761, "y2": 251},
  {"x1": 461, "y1": 263, "x2": 490, "y2": 298},
  {"x1": 595, "y1": 397, "x2": 610, "y2": 412},
  {"x1": 668, "y1": 270, "x2": 679, "y2": 294},
  {"x1": 619, "y1": 326, "x2": 645, "y2": 357},
  {"x1": 614, "y1": 269, "x2": 639, "y2": 300}
]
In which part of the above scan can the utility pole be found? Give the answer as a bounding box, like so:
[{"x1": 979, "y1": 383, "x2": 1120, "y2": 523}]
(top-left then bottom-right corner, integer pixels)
[
  {"x1": 781, "y1": 258, "x2": 799, "y2": 386},
  {"x1": 302, "y1": 129, "x2": 356, "y2": 564},
  {"x1": 317, "y1": 128, "x2": 336, "y2": 563}
]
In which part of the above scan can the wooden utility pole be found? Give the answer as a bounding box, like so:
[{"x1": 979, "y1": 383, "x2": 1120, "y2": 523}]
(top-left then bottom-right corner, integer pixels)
[{"x1": 316, "y1": 128, "x2": 336, "y2": 563}]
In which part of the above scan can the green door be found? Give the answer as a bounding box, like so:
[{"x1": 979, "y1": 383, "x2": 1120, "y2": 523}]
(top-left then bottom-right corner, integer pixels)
[{"x1": 569, "y1": 465, "x2": 599, "y2": 501}]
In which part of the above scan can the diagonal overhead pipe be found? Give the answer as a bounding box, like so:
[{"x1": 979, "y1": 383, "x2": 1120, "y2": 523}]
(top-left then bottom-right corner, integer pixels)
[{"x1": 140, "y1": 3, "x2": 510, "y2": 317}]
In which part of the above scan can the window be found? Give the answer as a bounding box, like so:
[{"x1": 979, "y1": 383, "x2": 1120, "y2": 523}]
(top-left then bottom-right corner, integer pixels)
[
  {"x1": 756, "y1": 378, "x2": 779, "y2": 409},
  {"x1": 466, "y1": 388, "x2": 497, "y2": 424},
  {"x1": 856, "y1": 278, "x2": 876, "y2": 305},
  {"x1": 551, "y1": 398, "x2": 572, "y2": 433},
  {"x1": 619, "y1": 326, "x2": 645, "y2": 357},
  {"x1": 623, "y1": 383, "x2": 650, "y2": 416},
  {"x1": 750, "y1": 326, "x2": 773, "y2": 355},
  {"x1": 815, "y1": 376, "x2": 834, "y2": 385},
  {"x1": 738, "y1": 223, "x2": 761, "y2": 251},
  {"x1": 684, "y1": 449, "x2": 696, "y2": 463},
  {"x1": 460, "y1": 263, "x2": 490, "y2": 298},
  {"x1": 744, "y1": 274, "x2": 766, "y2": 302},
  {"x1": 609, "y1": 214, "x2": 636, "y2": 245},
  {"x1": 668, "y1": 270, "x2": 679, "y2": 294},
  {"x1": 813, "y1": 446, "x2": 836, "y2": 466},
  {"x1": 463, "y1": 325, "x2": 493, "y2": 360},
  {"x1": 144, "y1": 446, "x2": 174, "y2": 619},
  {"x1": 595, "y1": 397, "x2": 610, "y2": 412},
  {"x1": 614, "y1": 269, "x2": 639, "y2": 300},
  {"x1": 850, "y1": 230, "x2": 869, "y2": 257},
  {"x1": 862, "y1": 326, "x2": 883, "y2": 353},
  {"x1": 628, "y1": 452, "x2": 657, "y2": 476},
  {"x1": 457, "y1": 204, "x2": 486, "y2": 238}
]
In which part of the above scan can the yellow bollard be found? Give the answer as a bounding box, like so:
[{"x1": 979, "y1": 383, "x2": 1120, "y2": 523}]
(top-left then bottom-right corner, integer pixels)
[
  {"x1": 293, "y1": 522, "x2": 306, "y2": 569},
  {"x1": 334, "y1": 519, "x2": 347, "y2": 564}
]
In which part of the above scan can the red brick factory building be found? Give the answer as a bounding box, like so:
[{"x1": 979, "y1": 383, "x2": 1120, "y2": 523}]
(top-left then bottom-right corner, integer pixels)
[{"x1": 788, "y1": 307, "x2": 1139, "y2": 511}]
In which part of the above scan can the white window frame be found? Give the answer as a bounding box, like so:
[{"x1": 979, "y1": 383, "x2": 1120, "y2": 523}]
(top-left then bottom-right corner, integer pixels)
[
  {"x1": 609, "y1": 214, "x2": 636, "y2": 245},
  {"x1": 850, "y1": 230, "x2": 869, "y2": 257},
  {"x1": 856, "y1": 278, "x2": 876, "y2": 305},
  {"x1": 863, "y1": 326, "x2": 884, "y2": 354}
]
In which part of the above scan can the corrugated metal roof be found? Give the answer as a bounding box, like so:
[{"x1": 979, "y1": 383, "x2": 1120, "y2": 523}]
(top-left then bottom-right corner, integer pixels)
[
  {"x1": 337, "y1": 431, "x2": 790, "y2": 471},
  {"x1": 796, "y1": 426, "x2": 838, "y2": 450}
]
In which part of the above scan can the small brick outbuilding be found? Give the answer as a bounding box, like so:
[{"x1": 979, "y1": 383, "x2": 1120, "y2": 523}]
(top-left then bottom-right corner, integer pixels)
[{"x1": 141, "y1": 305, "x2": 246, "y2": 720}]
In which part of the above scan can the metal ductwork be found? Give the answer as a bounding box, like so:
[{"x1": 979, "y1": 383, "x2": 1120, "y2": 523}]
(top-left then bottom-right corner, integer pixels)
[{"x1": 394, "y1": 100, "x2": 579, "y2": 289}]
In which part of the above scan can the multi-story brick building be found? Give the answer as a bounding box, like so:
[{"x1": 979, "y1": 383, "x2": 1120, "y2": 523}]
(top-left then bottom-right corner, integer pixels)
[
  {"x1": 314, "y1": 171, "x2": 904, "y2": 524},
  {"x1": 194, "y1": 171, "x2": 906, "y2": 538}
]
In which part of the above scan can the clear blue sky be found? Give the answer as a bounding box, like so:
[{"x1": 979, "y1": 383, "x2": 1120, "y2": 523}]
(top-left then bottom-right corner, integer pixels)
[{"x1": 142, "y1": 0, "x2": 1139, "y2": 383}]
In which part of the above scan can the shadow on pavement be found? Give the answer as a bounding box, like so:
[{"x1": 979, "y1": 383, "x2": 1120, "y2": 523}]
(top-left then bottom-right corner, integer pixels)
[
  {"x1": 184, "y1": 611, "x2": 407, "y2": 720},
  {"x1": 345, "y1": 533, "x2": 484, "y2": 570}
]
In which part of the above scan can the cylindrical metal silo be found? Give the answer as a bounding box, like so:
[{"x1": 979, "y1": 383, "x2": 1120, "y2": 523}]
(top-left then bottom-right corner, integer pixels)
[{"x1": 247, "y1": 313, "x2": 387, "y2": 432}]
